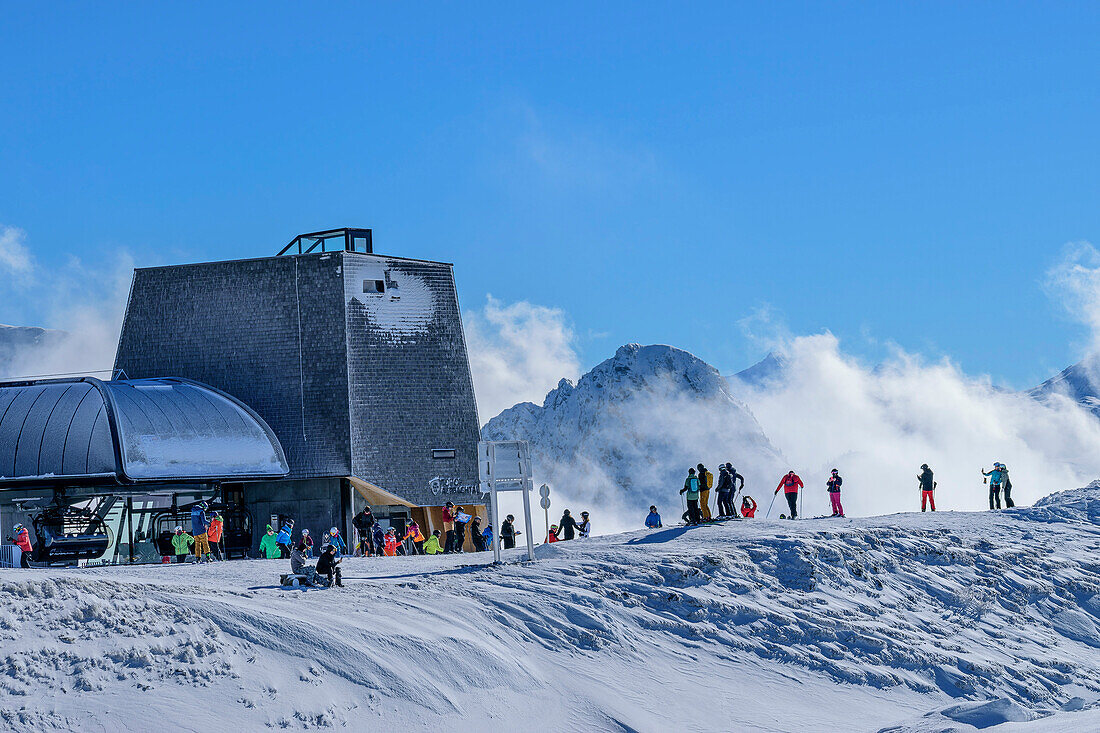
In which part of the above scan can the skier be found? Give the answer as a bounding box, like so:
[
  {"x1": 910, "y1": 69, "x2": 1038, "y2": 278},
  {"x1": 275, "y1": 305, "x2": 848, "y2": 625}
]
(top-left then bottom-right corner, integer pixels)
[
  {"x1": 442, "y1": 501, "x2": 456, "y2": 553},
  {"x1": 383, "y1": 527, "x2": 398, "y2": 557},
  {"x1": 301, "y1": 528, "x2": 314, "y2": 557},
  {"x1": 645, "y1": 506, "x2": 662, "y2": 528},
  {"x1": 718, "y1": 463, "x2": 745, "y2": 517},
  {"x1": 275, "y1": 519, "x2": 295, "y2": 559},
  {"x1": 827, "y1": 469, "x2": 844, "y2": 517},
  {"x1": 324, "y1": 526, "x2": 347, "y2": 556},
  {"x1": 191, "y1": 502, "x2": 212, "y2": 562},
  {"x1": 453, "y1": 506, "x2": 470, "y2": 552},
  {"x1": 774, "y1": 471, "x2": 804, "y2": 519},
  {"x1": 500, "y1": 515, "x2": 519, "y2": 549},
  {"x1": 353, "y1": 506, "x2": 376, "y2": 556},
  {"x1": 259, "y1": 525, "x2": 280, "y2": 558},
  {"x1": 740, "y1": 496, "x2": 757, "y2": 518},
  {"x1": 207, "y1": 511, "x2": 224, "y2": 561},
  {"x1": 9, "y1": 523, "x2": 32, "y2": 567},
  {"x1": 697, "y1": 463, "x2": 714, "y2": 521},
  {"x1": 918, "y1": 464, "x2": 936, "y2": 512},
  {"x1": 982, "y1": 463, "x2": 1006, "y2": 510},
  {"x1": 424, "y1": 529, "x2": 444, "y2": 555},
  {"x1": 546, "y1": 525, "x2": 560, "y2": 543},
  {"x1": 555, "y1": 509, "x2": 580, "y2": 540},
  {"x1": 371, "y1": 523, "x2": 385, "y2": 557},
  {"x1": 1001, "y1": 464, "x2": 1015, "y2": 508},
  {"x1": 680, "y1": 468, "x2": 702, "y2": 524},
  {"x1": 171, "y1": 526, "x2": 194, "y2": 563},
  {"x1": 404, "y1": 519, "x2": 426, "y2": 555},
  {"x1": 577, "y1": 511, "x2": 591, "y2": 538},
  {"x1": 725, "y1": 462, "x2": 745, "y2": 495},
  {"x1": 470, "y1": 517, "x2": 486, "y2": 552},
  {"x1": 315, "y1": 545, "x2": 344, "y2": 587}
]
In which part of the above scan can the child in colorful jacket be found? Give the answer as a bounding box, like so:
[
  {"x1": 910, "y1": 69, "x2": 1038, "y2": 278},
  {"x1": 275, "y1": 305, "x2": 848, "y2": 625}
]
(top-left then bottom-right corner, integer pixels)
[
  {"x1": 259, "y1": 525, "x2": 280, "y2": 558},
  {"x1": 383, "y1": 528, "x2": 398, "y2": 557},
  {"x1": 171, "y1": 526, "x2": 194, "y2": 562}
]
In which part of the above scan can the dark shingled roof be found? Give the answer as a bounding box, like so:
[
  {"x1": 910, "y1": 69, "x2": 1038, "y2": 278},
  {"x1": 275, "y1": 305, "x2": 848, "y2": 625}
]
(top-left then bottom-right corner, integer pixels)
[{"x1": 0, "y1": 377, "x2": 289, "y2": 486}]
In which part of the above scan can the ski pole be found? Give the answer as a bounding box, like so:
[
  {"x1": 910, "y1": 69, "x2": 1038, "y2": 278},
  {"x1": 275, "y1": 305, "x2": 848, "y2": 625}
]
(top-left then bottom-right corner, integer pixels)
[{"x1": 765, "y1": 491, "x2": 778, "y2": 519}]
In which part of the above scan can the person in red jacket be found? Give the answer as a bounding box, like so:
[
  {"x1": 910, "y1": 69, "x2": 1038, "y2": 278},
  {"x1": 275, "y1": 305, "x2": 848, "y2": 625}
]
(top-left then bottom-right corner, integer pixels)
[
  {"x1": 9, "y1": 523, "x2": 32, "y2": 567},
  {"x1": 546, "y1": 525, "x2": 560, "y2": 543},
  {"x1": 775, "y1": 471, "x2": 804, "y2": 519},
  {"x1": 740, "y1": 496, "x2": 757, "y2": 518}
]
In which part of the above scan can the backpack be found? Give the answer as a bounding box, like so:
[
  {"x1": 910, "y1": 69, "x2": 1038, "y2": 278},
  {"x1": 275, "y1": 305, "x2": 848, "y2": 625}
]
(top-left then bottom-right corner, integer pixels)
[{"x1": 704, "y1": 470, "x2": 714, "y2": 489}]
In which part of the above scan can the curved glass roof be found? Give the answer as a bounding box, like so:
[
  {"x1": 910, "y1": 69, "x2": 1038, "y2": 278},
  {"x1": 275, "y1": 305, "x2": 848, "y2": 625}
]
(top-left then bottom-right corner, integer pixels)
[{"x1": 0, "y1": 377, "x2": 289, "y2": 485}]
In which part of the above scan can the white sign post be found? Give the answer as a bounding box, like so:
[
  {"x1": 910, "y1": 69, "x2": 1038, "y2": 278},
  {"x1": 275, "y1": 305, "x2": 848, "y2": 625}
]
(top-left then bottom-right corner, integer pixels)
[
  {"x1": 478, "y1": 440, "x2": 535, "y2": 563},
  {"x1": 539, "y1": 484, "x2": 551, "y2": 544}
]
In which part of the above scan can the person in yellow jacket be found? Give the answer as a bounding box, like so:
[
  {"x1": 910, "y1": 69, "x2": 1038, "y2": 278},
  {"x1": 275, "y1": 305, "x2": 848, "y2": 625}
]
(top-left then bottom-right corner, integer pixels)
[
  {"x1": 697, "y1": 463, "x2": 714, "y2": 521},
  {"x1": 424, "y1": 529, "x2": 443, "y2": 555}
]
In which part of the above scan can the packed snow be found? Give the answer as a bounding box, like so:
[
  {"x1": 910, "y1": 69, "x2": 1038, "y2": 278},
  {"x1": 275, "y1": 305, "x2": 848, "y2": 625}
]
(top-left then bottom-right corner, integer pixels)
[{"x1": 3, "y1": 486, "x2": 1100, "y2": 731}]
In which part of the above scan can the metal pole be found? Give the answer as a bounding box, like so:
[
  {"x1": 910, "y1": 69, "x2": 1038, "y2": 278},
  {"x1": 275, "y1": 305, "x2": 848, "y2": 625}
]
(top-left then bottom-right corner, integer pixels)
[
  {"x1": 521, "y1": 479, "x2": 535, "y2": 561},
  {"x1": 544, "y1": 506, "x2": 549, "y2": 544},
  {"x1": 126, "y1": 497, "x2": 134, "y2": 564},
  {"x1": 489, "y1": 442, "x2": 502, "y2": 564}
]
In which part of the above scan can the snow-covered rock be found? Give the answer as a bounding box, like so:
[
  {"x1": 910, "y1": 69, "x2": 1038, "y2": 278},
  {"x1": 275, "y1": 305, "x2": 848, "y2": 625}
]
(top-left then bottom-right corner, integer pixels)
[
  {"x1": 727, "y1": 350, "x2": 789, "y2": 391},
  {"x1": 483, "y1": 344, "x2": 785, "y2": 519},
  {"x1": 1029, "y1": 354, "x2": 1100, "y2": 418},
  {"x1": 0, "y1": 324, "x2": 67, "y2": 377}
]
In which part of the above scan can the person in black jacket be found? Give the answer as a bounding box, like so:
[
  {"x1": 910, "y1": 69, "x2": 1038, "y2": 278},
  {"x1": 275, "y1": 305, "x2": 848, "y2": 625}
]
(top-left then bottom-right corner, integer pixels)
[
  {"x1": 715, "y1": 466, "x2": 734, "y2": 517},
  {"x1": 918, "y1": 464, "x2": 936, "y2": 512},
  {"x1": 555, "y1": 510, "x2": 579, "y2": 540},
  {"x1": 316, "y1": 545, "x2": 343, "y2": 587},
  {"x1": 500, "y1": 515, "x2": 519, "y2": 549},
  {"x1": 352, "y1": 507, "x2": 375, "y2": 556},
  {"x1": 470, "y1": 516, "x2": 486, "y2": 552}
]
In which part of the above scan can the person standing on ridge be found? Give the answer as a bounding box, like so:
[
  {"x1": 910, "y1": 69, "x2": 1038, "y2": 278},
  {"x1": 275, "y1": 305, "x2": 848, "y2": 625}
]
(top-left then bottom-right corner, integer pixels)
[
  {"x1": 715, "y1": 466, "x2": 732, "y2": 517},
  {"x1": 918, "y1": 464, "x2": 936, "y2": 512},
  {"x1": 775, "y1": 471, "x2": 804, "y2": 519},
  {"x1": 740, "y1": 496, "x2": 757, "y2": 518},
  {"x1": 982, "y1": 463, "x2": 1006, "y2": 510},
  {"x1": 577, "y1": 511, "x2": 591, "y2": 538},
  {"x1": 723, "y1": 463, "x2": 745, "y2": 517},
  {"x1": 1001, "y1": 464, "x2": 1015, "y2": 508},
  {"x1": 555, "y1": 509, "x2": 580, "y2": 540},
  {"x1": 826, "y1": 469, "x2": 844, "y2": 517},
  {"x1": 697, "y1": 463, "x2": 714, "y2": 521},
  {"x1": 680, "y1": 468, "x2": 702, "y2": 524},
  {"x1": 645, "y1": 506, "x2": 662, "y2": 528}
]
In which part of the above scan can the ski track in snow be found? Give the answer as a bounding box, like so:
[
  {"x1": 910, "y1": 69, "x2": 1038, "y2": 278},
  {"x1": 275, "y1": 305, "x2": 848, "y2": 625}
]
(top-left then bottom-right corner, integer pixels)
[{"x1": 2, "y1": 489, "x2": 1100, "y2": 731}]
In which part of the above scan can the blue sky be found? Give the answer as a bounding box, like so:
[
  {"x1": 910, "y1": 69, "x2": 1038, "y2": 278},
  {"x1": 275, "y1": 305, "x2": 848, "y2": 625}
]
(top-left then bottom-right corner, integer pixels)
[{"x1": 2, "y1": 2, "x2": 1099, "y2": 386}]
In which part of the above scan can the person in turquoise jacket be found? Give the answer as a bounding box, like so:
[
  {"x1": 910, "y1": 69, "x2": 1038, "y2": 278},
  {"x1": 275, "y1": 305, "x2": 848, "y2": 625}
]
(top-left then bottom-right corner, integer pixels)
[
  {"x1": 982, "y1": 463, "x2": 1007, "y2": 510},
  {"x1": 259, "y1": 525, "x2": 280, "y2": 558},
  {"x1": 679, "y1": 468, "x2": 702, "y2": 524}
]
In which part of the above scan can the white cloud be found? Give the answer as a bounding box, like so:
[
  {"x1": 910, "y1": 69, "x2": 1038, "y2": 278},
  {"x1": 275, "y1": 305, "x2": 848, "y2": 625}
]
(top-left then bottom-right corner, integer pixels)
[
  {"x1": 1045, "y1": 241, "x2": 1100, "y2": 351},
  {"x1": 465, "y1": 295, "x2": 582, "y2": 422},
  {"x1": 0, "y1": 225, "x2": 34, "y2": 281}
]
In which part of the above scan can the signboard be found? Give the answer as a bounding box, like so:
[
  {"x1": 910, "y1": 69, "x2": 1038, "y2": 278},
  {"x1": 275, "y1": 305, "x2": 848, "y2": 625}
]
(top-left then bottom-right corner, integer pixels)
[{"x1": 478, "y1": 441, "x2": 535, "y2": 562}]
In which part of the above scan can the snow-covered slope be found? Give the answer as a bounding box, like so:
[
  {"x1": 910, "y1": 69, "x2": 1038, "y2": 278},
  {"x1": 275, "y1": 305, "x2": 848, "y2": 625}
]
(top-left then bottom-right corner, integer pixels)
[
  {"x1": 727, "y1": 350, "x2": 789, "y2": 391},
  {"x1": 483, "y1": 344, "x2": 785, "y2": 521},
  {"x1": 0, "y1": 324, "x2": 66, "y2": 377},
  {"x1": 1029, "y1": 354, "x2": 1100, "y2": 418},
  {"x1": 4, "y1": 487, "x2": 1100, "y2": 731}
]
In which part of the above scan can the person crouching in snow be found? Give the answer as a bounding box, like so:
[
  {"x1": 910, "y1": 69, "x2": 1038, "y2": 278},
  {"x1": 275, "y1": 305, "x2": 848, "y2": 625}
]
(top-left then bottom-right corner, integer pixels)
[
  {"x1": 259, "y1": 525, "x2": 280, "y2": 558},
  {"x1": 383, "y1": 527, "x2": 398, "y2": 557},
  {"x1": 827, "y1": 469, "x2": 844, "y2": 517},
  {"x1": 9, "y1": 523, "x2": 33, "y2": 567},
  {"x1": 171, "y1": 526, "x2": 194, "y2": 563},
  {"x1": 316, "y1": 545, "x2": 343, "y2": 587},
  {"x1": 740, "y1": 496, "x2": 757, "y2": 518},
  {"x1": 546, "y1": 525, "x2": 560, "y2": 543},
  {"x1": 424, "y1": 529, "x2": 443, "y2": 555},
  {"x1": 301, "y1": 528, "x2": 314, "y2": 557},
  {"x1": 290, "y1": 542, "x2": 322, "y2": 586},
  {"x1": 645, "y1": 506, "x2": 662, "y2": 529}
]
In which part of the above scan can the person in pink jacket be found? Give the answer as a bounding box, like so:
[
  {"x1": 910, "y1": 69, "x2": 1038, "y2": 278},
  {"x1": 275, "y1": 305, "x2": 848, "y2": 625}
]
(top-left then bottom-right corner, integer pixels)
[
  {"x1": 775, "y1": 471, "x2": 804, "y2": 519},
  {"x1": 9, "y1": 524, "x2": 32, "y2": 567}
]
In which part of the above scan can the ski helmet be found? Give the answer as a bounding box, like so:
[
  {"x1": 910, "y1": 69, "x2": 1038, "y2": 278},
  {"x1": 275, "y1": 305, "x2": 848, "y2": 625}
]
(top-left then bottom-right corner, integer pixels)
[
  {"x1": 13, "y1": 523, "x2": 23, "y2": 532},
  {"x1": 301, "y1": 528, "x2": 309, "y2": 535},
  {"x1": 831, "y1": 468, "x2": 839, "y2": 474},
  {"x1": 581, "y1": 511, "x2": 589, "y2": 517},
  {"x1": 174, "y1": 526, "x2": 183, "y2": 533},
  {"x1": 921, "y1": 464, "x2": 928, "y2": 470},
  {"x1": 330, "y1": 526, "x2": 338, "y2": 534}
]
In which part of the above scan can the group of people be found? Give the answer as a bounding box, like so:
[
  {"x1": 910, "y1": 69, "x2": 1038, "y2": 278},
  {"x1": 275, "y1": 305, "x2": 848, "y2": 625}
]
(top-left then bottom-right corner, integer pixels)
[
  {"x1": 170, "y1": 502, "x2": 226, "y2": 562},
  {"x1": 259, "y1": 519, "x2": 347, "y2": 560},
  {"x1": 678, "y1": 462, "x2": 752, "y2": 524}
]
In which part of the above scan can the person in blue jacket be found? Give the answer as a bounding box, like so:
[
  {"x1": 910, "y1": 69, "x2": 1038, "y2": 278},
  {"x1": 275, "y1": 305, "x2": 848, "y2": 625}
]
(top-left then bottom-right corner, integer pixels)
[
  {"x1": 645, "y1": 506, "x2": 662, "y2": 529},
  {"x1": 276, "y1": 519, "x2": 295, "y2": 558},
  {"x1": 190, "y1": 501, "x2": 212, "y2": 561},
  {"x1": 371, "y1": 523, "x2": 385, "y2": 555}
]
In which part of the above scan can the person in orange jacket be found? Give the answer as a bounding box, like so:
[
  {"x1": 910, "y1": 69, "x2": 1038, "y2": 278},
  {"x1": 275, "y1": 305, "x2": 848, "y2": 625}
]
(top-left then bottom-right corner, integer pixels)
[
  {"x1": 775, "y1": 471, "x2": 804, "y2": 519},
  {"x1": 207, "y1": 512, "x2": 224, "y2": 561},
  {"x1": 403, "y1": 520, "x2": 425, "y2": 555},
  {"x1": 383, "y1": 527, "x2": 399, "y2": 557}
]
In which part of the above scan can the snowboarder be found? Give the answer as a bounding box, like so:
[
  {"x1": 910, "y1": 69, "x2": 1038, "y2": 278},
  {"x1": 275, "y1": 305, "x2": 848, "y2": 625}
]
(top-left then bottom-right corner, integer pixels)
[
  {"x1": 827, "y1": 469, "x2": 844, "y2": 517},
  {"x1": 982, "y1": 463, "x2": 1006, "y2": 510},
  {"x1": 424, "y1": 529, "x2": 444, "y2": 555},
  {"x1": 1001, "y1": 464, "x2": 1015, "y2": 508},
  {"x1": 404, "y1": 520, "x2": 426, "y2": 555},
  {"x1": 453, "y1": 506, "x2": 470, "y2": 552},
  {"x1": 259, "y1": 524, "x2": 280, "y2": 558},
  {"x1": 191, "y1": 502, "x2": 212, "y2": 561},
  {"x1": 740, "y1": 496, "x2": 757, "y2": 518},
  {"x1": 680, "y1": 468, "x2": 702, "y2": 524},
  {"x1": 697, "y1": 463, "x2": 714, "y2": 521},
  {"x1": 442, "y1": 501, "x2": 457, "y2": 553},
  {"x1": 577, "y1": 511, "x2": 591, "y2": 538},
  {"x1": 171, "y1": 526, "x2": 194, "y2": 563},
  {"x1": 555, "y1": 509, "x2": 580, "y2": 540},
  {"x1": 775, "y1": 471, "x2": 804, "y2": 519},
  {"x1": 316, "y1": 545, "x2": 343, "y2": 587},
  {"x1": 275, "y1": 519, "x2": 295, "y2": 559},
  {"x1": 501, "y1": 514, "x2": 520, "y2": 549},
  {"x1": 207, "y1": 512, "x2": 224, "y2": 561},
  {"x1": 301, "y1": 528, "x2": 314, "y2": 557},
  {"x1": 546, "y1": 525, "x2": 560, "y2": 543},
  {"x1": 9, "y1": 523, "x2": 32, "y2": 567},
  {"x1": 645, "y1": 506, "x2": 662, "y2": 528},
  {"x1": 353, "y1": 506, "x2": 376, "y2": 556},
  {"x1": 324, "y1": 526, "x2": 347, "y2": 556},
  {"x1": 918, "y1": 464, "x2": 936, "y2": 512}
]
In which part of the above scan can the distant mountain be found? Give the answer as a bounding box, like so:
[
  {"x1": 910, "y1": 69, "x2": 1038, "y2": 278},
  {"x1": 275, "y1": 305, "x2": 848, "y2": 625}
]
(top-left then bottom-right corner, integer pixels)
[
  {"x1": 0, "y1": 324, "x2": 68, "y2": 378},
  {"x1": 483, "y1": 343, "x2": 785, "y2": 515},
  {"x1": 1029, "y1": 354, "x2": 1100, "y2": 418},
  {"x1": 727, "y1": 351, "x2": 788, "y2": 391}
]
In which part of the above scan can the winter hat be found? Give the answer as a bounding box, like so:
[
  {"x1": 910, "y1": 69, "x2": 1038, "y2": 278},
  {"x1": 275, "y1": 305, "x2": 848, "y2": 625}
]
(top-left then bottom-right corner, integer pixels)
[
  {"x1": 725, "y1": 463, "x2": 733, "y2": 471},
  {"x1": 581, "y1": 511, "x2": 589, "y2": 517},
  {"x1": 921, "y1": 464, "x2": 929, "y2": 469},
  {"x1": 266, "y1": 524, "x2": 274, "y2": 532}
]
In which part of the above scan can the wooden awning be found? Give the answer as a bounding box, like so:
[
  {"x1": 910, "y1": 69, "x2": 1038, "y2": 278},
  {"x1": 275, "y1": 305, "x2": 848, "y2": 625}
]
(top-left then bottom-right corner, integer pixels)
[{"x1": 346, "y1": 476, "x2": 417, "y2": 508}]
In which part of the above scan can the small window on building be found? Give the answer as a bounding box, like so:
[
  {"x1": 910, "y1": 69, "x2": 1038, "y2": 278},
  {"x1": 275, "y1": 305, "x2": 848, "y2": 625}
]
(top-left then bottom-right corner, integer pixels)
[
  {"x1": 432, "y1": 449, "x2": 456, "y2": 460},
  {"x1": 363, "y1": 279, "x2": 385, "y2": 294}
]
